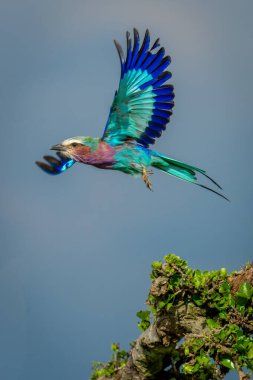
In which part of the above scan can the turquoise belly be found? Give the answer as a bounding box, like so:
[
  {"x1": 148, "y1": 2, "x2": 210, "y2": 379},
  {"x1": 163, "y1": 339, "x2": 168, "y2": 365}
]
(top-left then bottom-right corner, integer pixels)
[{"x1": 113, "y1": 146, "x2": 152, "y2": 175}]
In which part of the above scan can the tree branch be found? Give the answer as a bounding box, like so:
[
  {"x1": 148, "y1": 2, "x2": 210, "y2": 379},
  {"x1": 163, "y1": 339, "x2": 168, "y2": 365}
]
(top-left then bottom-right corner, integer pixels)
[{"x1": 91, "y1": 256, "x2": 253, "y2": 380}]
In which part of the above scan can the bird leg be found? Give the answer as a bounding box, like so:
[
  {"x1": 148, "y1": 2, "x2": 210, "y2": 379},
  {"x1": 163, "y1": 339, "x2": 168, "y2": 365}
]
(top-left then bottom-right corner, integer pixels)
[{"x1": 142, "y1": 167, "x2": 153, "y2": 191}]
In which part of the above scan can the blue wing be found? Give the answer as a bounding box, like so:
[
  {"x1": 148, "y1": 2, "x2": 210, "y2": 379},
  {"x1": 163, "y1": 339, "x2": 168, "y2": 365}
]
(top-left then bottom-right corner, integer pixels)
[
  {"x1": 36, "y1": 152, "x2": 75, "y2": 175},
  {"x1": 102, "y1": 29, "x2": 175, "y2": 147}
]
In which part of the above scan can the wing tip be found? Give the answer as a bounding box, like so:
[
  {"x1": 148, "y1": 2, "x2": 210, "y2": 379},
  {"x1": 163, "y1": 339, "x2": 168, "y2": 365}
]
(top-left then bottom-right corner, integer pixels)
[
  {"x1": 114, "y1": 39, "x2": 125, "y2": 71},
  {"x1": 35, "y1": 160, "x2": 56, "y2": 174},
  {"x1": 133, "y1": 27, "x2": 139, "y2": 37}
]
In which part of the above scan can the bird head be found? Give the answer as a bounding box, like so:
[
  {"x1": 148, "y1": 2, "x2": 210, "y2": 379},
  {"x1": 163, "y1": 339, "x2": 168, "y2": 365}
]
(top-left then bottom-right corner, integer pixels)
[{"x1": 51, "y1": 136, "x2": 97, "y2": 161}]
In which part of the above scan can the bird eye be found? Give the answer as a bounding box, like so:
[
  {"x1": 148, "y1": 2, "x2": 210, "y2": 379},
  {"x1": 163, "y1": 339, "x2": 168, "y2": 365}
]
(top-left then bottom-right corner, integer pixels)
[{"x1": 72, "y1": 143, "x2": 78, "y2": 147}]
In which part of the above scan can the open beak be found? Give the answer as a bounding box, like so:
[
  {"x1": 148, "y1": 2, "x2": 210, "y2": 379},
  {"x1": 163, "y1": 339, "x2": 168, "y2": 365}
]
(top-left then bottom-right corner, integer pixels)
[{"x1": 50, "y1": 144, "x2": 66, "y2": 151}]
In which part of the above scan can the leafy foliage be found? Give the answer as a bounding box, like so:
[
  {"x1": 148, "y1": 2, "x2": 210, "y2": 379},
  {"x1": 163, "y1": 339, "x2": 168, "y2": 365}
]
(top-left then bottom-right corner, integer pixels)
[
  {"x1": 91, "y1": 344, "x2": 128, "y2": 380},
  {"x1": 90, "y1": 255, "x2": 253, "y2": 380},
  {"x1": 145, "y1": 254, "x2": 253, "y2": 379},
  {"x1": 136, "y1": 309, "x2": 151, "y2": 331}
]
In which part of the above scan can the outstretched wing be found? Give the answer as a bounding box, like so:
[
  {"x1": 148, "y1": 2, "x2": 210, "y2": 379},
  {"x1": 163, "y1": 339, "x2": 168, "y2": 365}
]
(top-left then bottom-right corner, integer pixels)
[
  {"x1": 102, "y1": 29, "x2": 175, "y2": 147},
  {"x1": 36, "y1": 152, "x2": 75, "y2": 175}
]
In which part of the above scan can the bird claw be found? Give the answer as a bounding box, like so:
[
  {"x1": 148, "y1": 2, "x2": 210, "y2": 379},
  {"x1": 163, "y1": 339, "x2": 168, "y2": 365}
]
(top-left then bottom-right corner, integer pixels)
[{"x1": 142, "y1": 167, "x2": 153, "y2": 191}]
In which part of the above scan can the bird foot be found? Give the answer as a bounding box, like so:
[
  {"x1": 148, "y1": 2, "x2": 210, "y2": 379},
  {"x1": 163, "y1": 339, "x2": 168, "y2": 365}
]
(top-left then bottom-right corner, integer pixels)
[{"x1": 142, "y1": 168, "x2": 153, "y2": 191}]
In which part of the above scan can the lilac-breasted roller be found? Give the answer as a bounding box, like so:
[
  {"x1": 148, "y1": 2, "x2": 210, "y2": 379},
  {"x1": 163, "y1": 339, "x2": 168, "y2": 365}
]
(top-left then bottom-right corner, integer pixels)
[{"x1": 36, "y1": 29, "x2": 228, "y2": 200}]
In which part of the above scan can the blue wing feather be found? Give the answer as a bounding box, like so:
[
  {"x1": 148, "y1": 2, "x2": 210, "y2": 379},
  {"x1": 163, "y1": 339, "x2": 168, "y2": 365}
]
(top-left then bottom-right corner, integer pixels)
[
  {"x1": 114, "y1": 40, "x2": 125, "y2": 78},
  {"x1": 145, "y1": 48, "x2": 165, "y2": 73},
  {"x1": 140, "y1": 52, "x2": 156, "y2": 71},
  {"x1": 152, "y1": 71, "x2": 172, "y2": 88},
  {"x1": 36, "y1": 152, "x2": 75, "y2": 175},
  {"x1": 148, "y1": 120, "x2": 166, "y2": 131},
  {"x1": 151, "y1": 38, "x2": 160, "y2": 50},
  {"x1": 129, "y1": 28, "x2": 140, "y2": 69},
  {"x1": 125, "y1": 31, "x2": 132, "y2": 72},
  {"x1": 153, "y1": 108, "x2": 172, "y2": 118},
  {"x1": 155, "y1": 94, "x2": 174, "y2": 102},
  {"x1": 150, "y1": 56, "x2": 171, "y2": 77},
  {"x1": 135, "y1": 29, "x2": 150, "y2": 69},
  {"x1": 102, "y1": 29, "x2": 175, "y2": 147},
  {"x1": 153, "y1": 85, "x2": 174, "y2": 96},
  {"x1": 152, "y1": 114, "x2": 169, "y2": 122},
  {"x1": 155, "y1": 101, "x2": 174, "y2": 110}
]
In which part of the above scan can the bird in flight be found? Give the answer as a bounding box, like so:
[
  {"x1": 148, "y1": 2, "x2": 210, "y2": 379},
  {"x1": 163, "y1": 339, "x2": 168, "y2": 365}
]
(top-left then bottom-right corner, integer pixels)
[{"x1": 36, "y1": 29, "x2": 228, "y2": 200}]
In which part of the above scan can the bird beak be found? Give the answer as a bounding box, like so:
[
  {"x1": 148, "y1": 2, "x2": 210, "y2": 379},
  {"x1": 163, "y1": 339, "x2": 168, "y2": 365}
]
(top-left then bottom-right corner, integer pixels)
[{"x1": 50, "y1": 144, "x2": 66, "y2": 151}]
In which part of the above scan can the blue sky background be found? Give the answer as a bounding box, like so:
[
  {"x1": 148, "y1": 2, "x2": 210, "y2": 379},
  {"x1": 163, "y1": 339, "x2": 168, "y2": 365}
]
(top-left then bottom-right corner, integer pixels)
[{"x1": 0, "y1": 1, "x2": 252, "y2": 379}]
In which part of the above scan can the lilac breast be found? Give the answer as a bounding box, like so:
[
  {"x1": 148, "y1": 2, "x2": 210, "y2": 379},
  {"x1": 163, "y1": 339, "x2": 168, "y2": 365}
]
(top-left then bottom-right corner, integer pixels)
[{"x1": 76, "y1": 142, "x2": 116, "y2": 168}]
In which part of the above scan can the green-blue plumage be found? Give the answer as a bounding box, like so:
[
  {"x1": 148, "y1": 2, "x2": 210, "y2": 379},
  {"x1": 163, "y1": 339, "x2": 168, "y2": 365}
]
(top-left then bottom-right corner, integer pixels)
[{"x1": 36, "y1": 29, "x2": 228, "y2": 201}]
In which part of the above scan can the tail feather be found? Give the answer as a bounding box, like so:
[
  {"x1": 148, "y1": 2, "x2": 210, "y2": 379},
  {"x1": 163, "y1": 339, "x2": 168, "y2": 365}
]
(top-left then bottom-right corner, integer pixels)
[
  {"x1": 151, "y1": 152, "x2": 229, "y2": 201},
  {"x1": 197, "y1": 184, "x2": 229, "y2": 201},
  {"x1": 200, "y1": 172, "x2": 223, "y2": 190}
]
